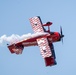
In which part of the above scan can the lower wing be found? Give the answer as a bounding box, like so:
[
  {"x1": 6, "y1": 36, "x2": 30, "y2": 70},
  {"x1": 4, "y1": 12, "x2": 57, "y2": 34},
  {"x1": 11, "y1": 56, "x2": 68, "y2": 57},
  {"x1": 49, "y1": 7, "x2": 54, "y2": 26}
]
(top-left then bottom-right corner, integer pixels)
[
  {"x1": 44, "y1": 43, "x2": 57, "y2": 66},
  {"x1": 37, "y1": 37, "x2": 56, "y2": 66}
]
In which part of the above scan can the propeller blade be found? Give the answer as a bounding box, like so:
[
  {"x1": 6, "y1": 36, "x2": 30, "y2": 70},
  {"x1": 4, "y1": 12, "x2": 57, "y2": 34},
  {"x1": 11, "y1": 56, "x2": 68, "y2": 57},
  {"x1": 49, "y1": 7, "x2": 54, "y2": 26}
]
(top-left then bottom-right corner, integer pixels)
[
  {"x1": 60, "y1": 26, "x2": 64, "y2": 43},
  {"x1": 60, "y1": 26, "x2": 62, "y2": 35}
]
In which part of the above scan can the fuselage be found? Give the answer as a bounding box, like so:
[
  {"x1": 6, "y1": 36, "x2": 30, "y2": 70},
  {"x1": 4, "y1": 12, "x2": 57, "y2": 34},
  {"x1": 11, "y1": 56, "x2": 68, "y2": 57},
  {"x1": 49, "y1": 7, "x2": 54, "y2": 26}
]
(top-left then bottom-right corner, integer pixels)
[{"x1": 22, "y1": 32, "x2": 61, "y2": 47}]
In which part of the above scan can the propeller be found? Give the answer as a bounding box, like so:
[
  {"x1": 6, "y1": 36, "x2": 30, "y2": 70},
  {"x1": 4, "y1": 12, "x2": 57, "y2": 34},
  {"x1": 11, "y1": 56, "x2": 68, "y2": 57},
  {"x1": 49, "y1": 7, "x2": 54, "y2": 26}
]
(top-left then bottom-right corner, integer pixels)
[{"x1": 60, "y1": 26, "x2": 64, "y2": 43}]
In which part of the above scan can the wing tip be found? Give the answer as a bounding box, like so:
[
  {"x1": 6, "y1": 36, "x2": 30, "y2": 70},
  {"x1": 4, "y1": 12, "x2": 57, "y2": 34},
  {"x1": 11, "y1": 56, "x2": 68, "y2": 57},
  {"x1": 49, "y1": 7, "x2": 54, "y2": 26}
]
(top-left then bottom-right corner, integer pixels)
[{"x1": 44, "y1": 56, "x2": 57, "y2": 66}]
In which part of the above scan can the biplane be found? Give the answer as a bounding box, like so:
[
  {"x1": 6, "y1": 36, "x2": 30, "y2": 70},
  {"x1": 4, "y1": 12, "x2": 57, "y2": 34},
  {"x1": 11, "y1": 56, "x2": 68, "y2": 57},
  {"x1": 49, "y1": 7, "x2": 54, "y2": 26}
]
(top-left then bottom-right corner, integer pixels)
[{"x1": 7, "y1": 16, "x2": 64, "y2": 66}]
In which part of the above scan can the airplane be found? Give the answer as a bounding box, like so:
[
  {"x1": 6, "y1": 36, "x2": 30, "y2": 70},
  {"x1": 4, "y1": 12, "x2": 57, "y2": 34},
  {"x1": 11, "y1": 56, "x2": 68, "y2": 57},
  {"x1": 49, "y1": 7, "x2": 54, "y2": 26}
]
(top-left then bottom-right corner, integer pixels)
[{"x1": 7, "y1": 16, "x2": 64, "y2": 67}]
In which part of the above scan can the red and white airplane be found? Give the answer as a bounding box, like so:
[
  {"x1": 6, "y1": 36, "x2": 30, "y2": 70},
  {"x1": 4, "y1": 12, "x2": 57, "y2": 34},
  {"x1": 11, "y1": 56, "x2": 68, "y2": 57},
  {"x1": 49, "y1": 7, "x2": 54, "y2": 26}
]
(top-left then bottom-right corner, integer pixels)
[{"x1": 7, "y1": 16, "x2": 64, "y2": 66}]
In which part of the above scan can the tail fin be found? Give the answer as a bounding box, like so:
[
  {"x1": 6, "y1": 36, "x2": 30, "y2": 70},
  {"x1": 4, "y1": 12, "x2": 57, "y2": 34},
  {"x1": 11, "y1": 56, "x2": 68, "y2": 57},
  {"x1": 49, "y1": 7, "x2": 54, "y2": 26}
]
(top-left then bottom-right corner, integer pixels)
[{"x1": 8, "y1": 44, "x2": 24, "y2": 54}]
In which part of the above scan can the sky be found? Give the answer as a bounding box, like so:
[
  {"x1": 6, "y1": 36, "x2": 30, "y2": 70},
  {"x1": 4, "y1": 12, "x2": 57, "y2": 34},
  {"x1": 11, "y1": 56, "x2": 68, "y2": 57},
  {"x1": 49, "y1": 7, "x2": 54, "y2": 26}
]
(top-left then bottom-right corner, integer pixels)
[{"x1": 0, "y1": 0, "x2": 76, "y2": 75}]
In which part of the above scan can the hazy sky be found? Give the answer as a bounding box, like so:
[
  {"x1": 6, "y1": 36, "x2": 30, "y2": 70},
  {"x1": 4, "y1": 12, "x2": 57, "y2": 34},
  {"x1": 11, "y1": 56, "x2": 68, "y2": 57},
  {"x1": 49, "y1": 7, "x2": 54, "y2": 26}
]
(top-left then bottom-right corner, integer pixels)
[{"x1": 0, "y1": 0, "x2": 76, "y2": 75}]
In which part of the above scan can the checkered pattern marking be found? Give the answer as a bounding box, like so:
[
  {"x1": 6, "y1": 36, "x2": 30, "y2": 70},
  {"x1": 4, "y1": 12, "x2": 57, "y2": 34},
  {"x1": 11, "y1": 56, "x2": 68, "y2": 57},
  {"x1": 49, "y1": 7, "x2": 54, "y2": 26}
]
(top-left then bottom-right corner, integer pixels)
[
  {"x1": 37, "y1": 38, "x2": 52, "y2": 58},
  {"x1": 29, "y1": 16, "x2": 44, "y2": 33},
  {"x1": 29, "y1": 16, "x2": 52, "y2": 58}
]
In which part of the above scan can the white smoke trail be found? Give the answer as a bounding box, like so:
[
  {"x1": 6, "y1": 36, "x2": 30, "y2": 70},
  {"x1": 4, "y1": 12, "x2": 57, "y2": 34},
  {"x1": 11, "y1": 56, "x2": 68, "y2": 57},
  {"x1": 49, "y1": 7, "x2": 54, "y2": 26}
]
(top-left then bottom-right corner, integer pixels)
[
  {"x1": 0, "y1": 32, "x2": 49, "y2": 45},
  {"x1": 0, "y1": 33, "x2": 31, "y2": 45}
]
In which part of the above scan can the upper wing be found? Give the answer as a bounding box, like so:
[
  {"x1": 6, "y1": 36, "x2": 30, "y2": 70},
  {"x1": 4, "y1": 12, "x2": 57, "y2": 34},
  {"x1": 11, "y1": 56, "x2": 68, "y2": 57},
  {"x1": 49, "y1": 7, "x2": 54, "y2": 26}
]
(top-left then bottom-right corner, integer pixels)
[
  {"x1": 29, "y1": 16, "x2": 45, "y2": 33},
  {"x1": 29, "y1": 16, "x2": 56, "y2": 66}
]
